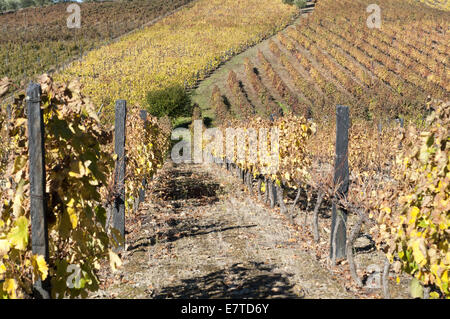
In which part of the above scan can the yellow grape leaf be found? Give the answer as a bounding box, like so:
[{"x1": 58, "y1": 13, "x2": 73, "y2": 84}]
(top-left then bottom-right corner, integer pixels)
[
  {"x1": 441, "y1": 270, "x2": 448, "y2": 285},
  {"x1": 67, "y1": 198, "x2": 75, "y2": 207},
  {"x1": 7, "y1": 216, "x2": 29, "y2": 250},
  {"x1": 31, "y1": 255, "x2": 49, "y2": 281},
  {"x1": 67, "y1": 207, "x2": 78, "y2": 229},
  {"x1": 79, "y1": 161, "x2": 86, "y2": 177},
  {"x1": 0, "y1": 239, "x2": 10, "y2": 256},
  {"x1": 68, "y1": 171, "x2": 81, "y2": 178},
  {"x1": 429, "y1": 291, "x2": 440, "y2": 299},
  {"x1": 411, "y1": 238, "x2": 427, "y2": 267},
  {"x1": 410, "y1": 277, "x2": 424, "y2": 298},
  {"x1": 430, "y1": 263, "x2": 440, "y2": 277},
  {"x1": 409, "y1": 206, "x2": 420, "y2": 225},
  {"x1": 0, "y1": 263, "x2": 6, "y2": 275},
  {"x1": 109, "y1": 250, "x2": 122, "y2": 272},
  {"x1": 68, "y1": 161, "x2": 83, "y2": 178},
  {"x1": 12, "y1": 156, "x2": 27, "y2": 174},
  {"x1": 14, "y1": 118, "x2": 27, "y2": 127},
  {"x1": 1, "y1": 279, "x2": 17, "y2": 299}
]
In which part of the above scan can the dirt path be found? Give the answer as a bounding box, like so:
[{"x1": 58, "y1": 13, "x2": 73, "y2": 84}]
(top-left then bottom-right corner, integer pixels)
[{"x1": 92, "y1": 161, "x2": 363, "y2": 299}]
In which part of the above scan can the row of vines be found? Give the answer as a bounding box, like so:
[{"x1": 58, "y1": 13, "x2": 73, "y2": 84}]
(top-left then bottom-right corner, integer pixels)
[
  {"x1": 205, "y1": 0, "x2": 448, "y2": 126},
  {"x1": 0, "y1": 75, "x2": 171, "y2": 298},
  {"x1": 204, "y1": 0, "x2": 448, "y2": 297},
  {"x1": 207, "y1": 99, "x2": 448, "y2": 298}
]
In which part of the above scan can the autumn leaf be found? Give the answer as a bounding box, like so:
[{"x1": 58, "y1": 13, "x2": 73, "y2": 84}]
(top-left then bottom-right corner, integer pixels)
[
  {"x1": 31, "y1": 255, "x2": 49, "y2": 281},
  {"x1": 7, "y1": 216, "x2": 29, "y2": 251},
  {"x1": 0, "y1": 279, "x2": 18, "y2": 299},
  {"x1": 108, "y1": 250, "x2": 122, "y2": 272},
  {"x1": 0, "y1": 239, "x2": 10, "y2": 256}
]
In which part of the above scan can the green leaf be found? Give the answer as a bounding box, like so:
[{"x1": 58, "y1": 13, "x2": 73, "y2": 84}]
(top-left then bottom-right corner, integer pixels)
[{"x1": 94, "y1": 206, "x2": 107, "y2": 228}]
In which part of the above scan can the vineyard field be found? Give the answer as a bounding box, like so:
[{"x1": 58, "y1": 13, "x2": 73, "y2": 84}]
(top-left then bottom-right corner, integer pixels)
[
  {"x1": 0, "y1": 0, "x2": 194, "y2": 89},
  {"x1": 193, "y1": 0, "x2": 449, "y2": 123},
  {"x1": 191, "y1": 0, "x2": 449, "y2": 298},
  {"x1": 54, "y1": 0, "x2": 298, "y2": 123},
  {"x1": 0, "y1": 0, "x2": 448, "y2": 301}
]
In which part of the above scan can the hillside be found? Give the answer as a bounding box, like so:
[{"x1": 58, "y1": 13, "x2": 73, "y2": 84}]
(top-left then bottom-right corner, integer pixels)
[
  {"x1": 417, "y1": 0, "x2": 450, "y2": 11},
  {"x1": 0, "y1": 0, "x2": 448, "y2": 301},
  {"x1": 193, "y1": 0, "x2": 449, "y2": 124},
  {"x1": 0, "y1": 0, "x2": 194, "y2": 88},
  {"x1": 54, "y1": 0, "x2": 298, "y2": 123}
]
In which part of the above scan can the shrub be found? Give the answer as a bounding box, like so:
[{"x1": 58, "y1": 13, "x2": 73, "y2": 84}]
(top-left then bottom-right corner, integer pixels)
[
  {"x1": 293, "y1": 0, "x2": 307, "y2": 9},
  {"x1": 283, "y1": 0, "x2": 307, "y2": 9},
  {"x1": 146, "y1": 85, "x2": 192, "y2": 119}
]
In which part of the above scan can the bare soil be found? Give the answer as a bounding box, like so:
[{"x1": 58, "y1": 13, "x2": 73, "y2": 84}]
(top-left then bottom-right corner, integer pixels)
[{"x1": 90, "y1": 161, "x2": 412, "y2": 299}]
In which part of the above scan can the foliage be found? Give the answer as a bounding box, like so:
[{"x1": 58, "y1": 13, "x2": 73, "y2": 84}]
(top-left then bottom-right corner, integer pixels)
[
  {"x1": 371, "y1": 101, "x2": 449, "y2": 297},
  {"x1": 0, "y1": 74, "x2": 171, "y2": 298},
  {"x1": 124, "y1": 108, "x2": 171, "y2": 212},
  {"x1": 214, "y1": 114, "x2": 316, "y2": 188},
  {"x1": 0, "y1": 74, "x2": 116, "y2": 298},
  {"x1": 282, "y1": 0, "x2": 307, "y2": 9},
  {"x1": 146, "y1": 85, "x2": 192, "y2": 119},
  {"x1": 243, "y1": 58, "x2": 279, "y2": 118}
]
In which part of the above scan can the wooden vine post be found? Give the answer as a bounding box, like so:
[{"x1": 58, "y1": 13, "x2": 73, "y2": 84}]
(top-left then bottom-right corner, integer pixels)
[
  {"x1": 330, "y1": 105, "x2": 350, "y2": 262},
  {"x1": 26, "y1": 83, "x2": 50, "y2": 298},
  {"x1": 5, "y1": 104, "x2": 11, "y2": 159},
  {"x1": 112, "y1": 100, "x2": 127, "y2": 251},
  {"x1": 137, "y1": 110, "x2": 148, "y2": 210},
  {"x1": 6, "y1": 104, "x2": 11, "y2": 128}
]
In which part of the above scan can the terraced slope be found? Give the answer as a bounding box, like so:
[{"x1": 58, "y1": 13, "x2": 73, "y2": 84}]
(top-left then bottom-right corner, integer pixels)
[
  {"x1": 54, "y1": 0, "x2": 298, "y2": 123},
  {"x1": 0, "y1": 0, "x2": 194, "y2": 88},
  {"x1": 193, "y1": 0, "x2": 449, "y2": 123}
]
